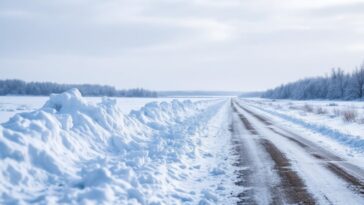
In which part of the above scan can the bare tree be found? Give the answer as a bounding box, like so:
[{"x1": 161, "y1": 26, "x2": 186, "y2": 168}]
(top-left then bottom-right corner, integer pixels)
[
  {"x1": 352, "y1": 64, "x2": 364, "y2": 99},
  {"x1": 262, "y1": 62, "x2": 364, "y2": 100},
  {"x1": 327, "y1": 68, "x2": 346, "y2": 99}
]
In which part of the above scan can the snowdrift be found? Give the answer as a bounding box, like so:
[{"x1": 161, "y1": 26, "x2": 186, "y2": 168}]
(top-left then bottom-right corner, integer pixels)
[{"x1": 0, "y1": 89, "x2": 231, "y2": 204}]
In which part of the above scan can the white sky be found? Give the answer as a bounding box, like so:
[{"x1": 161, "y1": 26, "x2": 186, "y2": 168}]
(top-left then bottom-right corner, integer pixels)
[{"x1": 1, "y1": 0, "x2": 364, "y2": 91}]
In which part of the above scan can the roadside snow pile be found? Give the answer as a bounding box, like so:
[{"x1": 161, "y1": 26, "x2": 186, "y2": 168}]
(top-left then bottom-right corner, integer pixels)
[{"x1": 0, "y1": 89, "x2": 235, "y2": 204}]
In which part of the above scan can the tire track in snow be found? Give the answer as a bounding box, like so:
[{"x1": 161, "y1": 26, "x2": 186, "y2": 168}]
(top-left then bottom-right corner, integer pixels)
[
  {"x1": 235, "y1": 101, "x2": 364, "y2": 196},
  {"x1": 259, "y1": 139, "x2": 316, "y2": 204},
  {"x1": 231, "y1": 103, "x2": 280, "y2": 204},
  {"x1": 231, "y1": 101, "x2": 315, "y2": 204}
]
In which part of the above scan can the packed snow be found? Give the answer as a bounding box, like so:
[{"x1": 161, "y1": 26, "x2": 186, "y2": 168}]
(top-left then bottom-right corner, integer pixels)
[
  {"x1": 240, "y1": 98, "x2": 364, "y2": 168},
  {"x1": 0, "y1": 89, "x2": 239, "y2": 204},
  {"x1": 234, "y1": 99, "x2": 364, "y2": 204}
]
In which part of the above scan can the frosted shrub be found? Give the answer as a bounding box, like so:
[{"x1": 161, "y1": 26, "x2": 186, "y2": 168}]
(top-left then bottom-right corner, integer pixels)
[
  {"x1": 342, "y1": 109, "x2": 358, "y2": 122},
  {"x1": 332, "y1": 108, "x2": 341, "y2": 117},
  {"x1": 289, "y1": 105, "x2": 300, "y2": 110},
  {"x1": 315, "y1": 107, "x2": 328, "y2": 115},
  {"x1": 358, "y1": 117, "x2": 364, "y2": 124},
  {"x1": 303, "y1": 104, "x2": 314, "y2": 113},
  {"x1": 328, "y1": 103, "x2": 338, "y2": 107}
]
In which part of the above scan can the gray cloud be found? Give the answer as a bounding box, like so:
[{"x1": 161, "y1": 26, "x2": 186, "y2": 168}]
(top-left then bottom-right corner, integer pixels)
[
  {"x1": 306, "y1": 2, "x2": 364, "y2": 17},
  {"x1": 0, "y1": 0, "x2": 363, "y2": 91}
]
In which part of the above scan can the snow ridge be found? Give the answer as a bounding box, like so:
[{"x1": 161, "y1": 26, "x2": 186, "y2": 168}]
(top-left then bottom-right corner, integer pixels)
[{"x1": 0, "y1": 89, "x2": 227, "y2": 204}]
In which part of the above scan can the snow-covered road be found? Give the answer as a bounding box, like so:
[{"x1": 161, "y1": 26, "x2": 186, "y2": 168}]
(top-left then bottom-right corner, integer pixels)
[{"x1": 232, "y1": 99, "x2": 364, "y2": 204}]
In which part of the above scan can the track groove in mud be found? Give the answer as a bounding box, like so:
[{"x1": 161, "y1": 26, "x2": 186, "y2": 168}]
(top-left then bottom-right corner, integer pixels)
[
  {"x1": 230, "y1": 124, "x2": 257, "y2": 205},
  {"x1": 236, "y1": 101, "x2": 364, "y2": 197},
  {"x1": 232, "y1": 102, "x2": 315, "y2": 204},
  {"x1": 326, "y1": 163, "x2": 364, "y2": 195},
  {"x1": 260, "y1": 139, "x2": 316, "y2": 204}
]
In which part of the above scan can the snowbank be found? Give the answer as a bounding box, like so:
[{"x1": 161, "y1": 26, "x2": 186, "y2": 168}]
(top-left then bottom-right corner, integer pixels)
[{"x1": 0, "y1": 89, "x2": 232, "y2": 204}]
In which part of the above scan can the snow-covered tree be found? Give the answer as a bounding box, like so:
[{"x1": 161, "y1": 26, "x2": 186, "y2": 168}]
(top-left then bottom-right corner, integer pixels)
[
  {"x1": 262, "y1": 62, "x2": 364, "y2": 100},
  {"x1": 0, "y1": 79, "x2": 158, "y2": 97},
  {"x1": 351, "y1": 64, "x2": 364, "y2": 99},
  {"x1": 327, "y1": 68, "x2": 346, "y2": 99}
]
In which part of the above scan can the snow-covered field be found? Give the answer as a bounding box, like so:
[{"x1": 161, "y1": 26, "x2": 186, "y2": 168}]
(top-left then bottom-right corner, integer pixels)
[
  {"x1": 0, "y1": 96, "x2": 216, "y2": 123},
  {"x1": 0, "y1": 96, "x2": 47, "y2": 123},
  {"x1": 0, "y1": 90, "x2": 239, "y2": 204}
]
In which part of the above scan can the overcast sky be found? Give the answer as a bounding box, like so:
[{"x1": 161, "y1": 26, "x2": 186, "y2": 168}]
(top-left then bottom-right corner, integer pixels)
[{"x1": 1, "y1": 0, "x2": 364, "y2": 91}]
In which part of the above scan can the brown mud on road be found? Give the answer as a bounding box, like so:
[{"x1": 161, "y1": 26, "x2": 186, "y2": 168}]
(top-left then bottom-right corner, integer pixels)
[
  {"x1": 231, "y1": 102, "x2": 316, "y2": 204},
  {"x1": 237, "y1": 101, "x2": 364, "y2": 197}
]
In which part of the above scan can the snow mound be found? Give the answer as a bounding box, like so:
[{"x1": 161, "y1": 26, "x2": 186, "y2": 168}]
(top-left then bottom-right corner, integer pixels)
[{"x1": 0, "y1": 89, "x2": 231, "y2": 204}]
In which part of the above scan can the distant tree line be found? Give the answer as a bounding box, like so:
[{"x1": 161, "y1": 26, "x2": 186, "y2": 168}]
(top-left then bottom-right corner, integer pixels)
[
  {"x1": 159, "y1": 91, "x2": 242, "y2": 97},
  {"x1": 239, "y1": 91, "x2": 263, "y2": 98},
  {"x1": 0, "y1": 79, "x2": 158, "y2": 97},
  {"x1": 262, "y1": 63, "x2": 364, "y2": 100}
]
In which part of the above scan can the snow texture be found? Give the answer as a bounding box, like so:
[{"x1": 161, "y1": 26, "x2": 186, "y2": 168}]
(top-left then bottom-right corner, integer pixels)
[
  {"x1": 240, "y1": 98, "x2": 364, "y2": 168},
  {"x1": 252, "y1": 104, "x2": 364, "y2": 151},
  {"x1": 0, "y1": 89, "x2": 237, "y2": 204}
]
